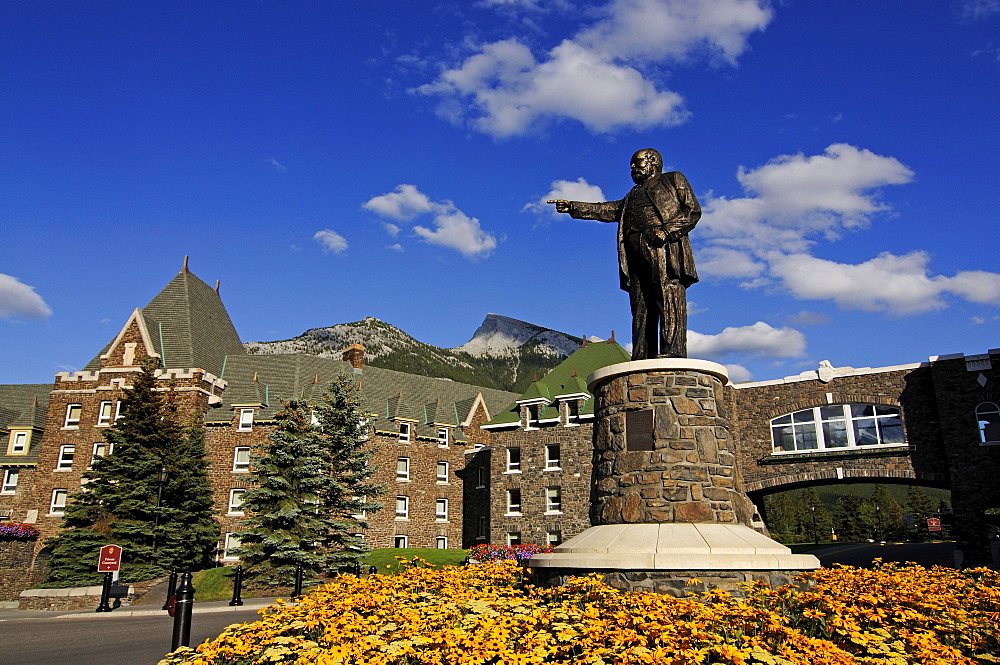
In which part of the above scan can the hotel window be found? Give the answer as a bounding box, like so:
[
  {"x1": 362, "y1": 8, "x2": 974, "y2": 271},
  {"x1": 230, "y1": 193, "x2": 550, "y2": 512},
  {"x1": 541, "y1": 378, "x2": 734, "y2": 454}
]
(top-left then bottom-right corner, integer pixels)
[
  {"x1": 507, "y1": 531, "x2": 522, "y2": 546},
  {"x1": 395, "y1": 495, "x2": 409, "y2": 519},
  {"x1": 436, "y1": 498, "x2": 448, "y2": 521},
  {"x1": 506, "y1": 488, "x2": 522, "y2": 515},
  {"x1": 398, "y1": 422, "x2": 411, "y2": 443},
  {"x1": 771, "y1": 404, "x2": 904, "y2": 454},
  {"x1": 436, "y1": 461, "x2": 449, "y2": 483},
  {"x1": 545, "y1": 444, "x2": 561, "y2": 469},
  {"x1": 98, "y1": 401, "x2": 114, "y2": 426},
  {"x1": 56, "y1": 445, "x2": 75, "y2": 471},
  {"x1": 64, "y1": 404, "x2": 82, "y2": 428},
  {"x1": 1, "y1": 470, "x2": 18, "y2": 495},
  {"x1": 437, "y1": 427, "x2": 449, "y2": 447},
  {"x1": 566, "y1": 400, "x2": 581, "y2": 425},
  {"x1": 436, "y1": 536, "x2": 448, "y2": 549},
  {"x1": 238, "y1": 409, "x2": 254, "y2": 431},
  {"x1": 546, "y1": 486, "x2": 562, "y2": 514},
  {"x1": 233, "y1": 447, "x2": 251, "y2": 472},
  {"x1": 228, "y1": 489, "x2": 246, "y2": 515},
  {"x1": 546, "y1": 531, "x2": 562, "y2": 547},
  {"x1": 476, "y1": 467, "x2": 485, "y2": 488},
  {"x1": 477, "y1": 516, "x2": 487, "y2": 539},
  {"x1": 223, "y1": 533, "x2": 241, "y2": 560},
  {"x1": 394, "y1": 535, "x2": 408, "y2": 548},
  {"x1": 9, "y1": 431, "x2": 28, "y2": 455},
  {"x1": 351, "y1": 496, "x2": 366, "y2": 520},
  {"x1": 506, "y1": 447, "x2": 521, "y2": 473},
  {"x1": 396, "y1": 457, "x2": 410, "y2": 481},
  {"x1": 92, "y1": 442, "x2": 112, "y2": 459},
  {"x1": 50, "y1": 489, "x2": 68, "y2": 515},
  {"x1": 977, "y1": 402, "x2": 1000, "y2": 444},
  {"x1": 525, "y1": 404, "x2": 541, "y2": 430}
]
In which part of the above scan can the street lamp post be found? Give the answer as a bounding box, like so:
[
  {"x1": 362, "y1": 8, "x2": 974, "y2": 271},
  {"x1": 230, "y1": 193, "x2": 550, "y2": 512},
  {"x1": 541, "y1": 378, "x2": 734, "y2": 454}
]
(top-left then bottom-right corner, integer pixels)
[
  {"x1": 153, "y1": 466, "x2": 169, "y2": 551},
  {"x1": 875, "y1": 503, "x2": 884, "y2": 543},
  {"x1": 810, "y1": 505, "x2": 818, "y2": 545}
]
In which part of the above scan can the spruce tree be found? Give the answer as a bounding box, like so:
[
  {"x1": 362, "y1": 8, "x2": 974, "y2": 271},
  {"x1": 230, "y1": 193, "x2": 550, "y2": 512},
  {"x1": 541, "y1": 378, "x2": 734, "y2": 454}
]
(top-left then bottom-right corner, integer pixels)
[
  {"x1": 800, "y1": 487, "x2": 832, "y2": 544},
  {"x1": 870, "y1": 484, "x2": 904, "y2": 540},
  {"x1": 44, "y1": 359, "x2": 218, "y2": 586},
  {"x1": 237, "y1": 373, "x2": 382, "y2": 588},
  {"x1": 833, "y1": 494, "x2": 867, "y2": 542},
  {"x1": 904, "y1": 485, "x2": 936, "y2": 542}
]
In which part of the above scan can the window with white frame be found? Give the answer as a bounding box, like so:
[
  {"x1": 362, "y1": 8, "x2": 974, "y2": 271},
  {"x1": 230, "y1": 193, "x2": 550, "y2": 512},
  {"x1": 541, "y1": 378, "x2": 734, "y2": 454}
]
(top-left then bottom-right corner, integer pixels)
[
  {"x1": 436, "y1": 461, "x2": 449, "y2": 483},
  {"x1": 228, "y1": 489, "x2": 246, "y2": 515},
  {"x1": 1, "y1": 469, "x2": 18, "y2": 494},
  {"x1": 9, "y1": 431, "x2": 28, "y2": 455},
  {"x1": 395, "y1": 495, "x2": 409, "y2": 519},
  {"x1": 64, "y1": 404, "x2": 82, "y2": 428},
  {"x1": 233, "y1": 447, "x2": 250, "y2": 472},
  {"x1": 546, "y1": 530, "x2": 562, "y2": 547},
  {"x1": 477, "y1": 516, "x2": 487, "y2": 539},
  {"x1": 506, "y1": 447, "x2": 521, "y2": 473},
  {"x1": 92, "y1": 442, "x2": 112, "y2": 460},
  {"x1": 351, "y1": 496, "x2": 366, "y2": 520},
  {"x1": 436, "y1": 536, "x2": 448, "y2": 549},
  {"x1": 398, "y1": 421, "x2": 411, "y2": 443},
  {"x1": 506, "y1": 488, "x2": 522, "y2": 515},
  {"x1": 436, "y1": 498, "x2": 448, "y2": 520},
  {"x1": 437, "y1": 427, "x2": 449, "y2": 447},
  {"x1": 545, "y1": 444, "x2": 561, "y2": 469},
  {"x1": 56, "y1": 445, "x2": 75, "y2": 471},
  {"x1": 222, "y1": 533, "x2": 241, "y2": 560},
  {"x1": 546, "y1": 486, "x2": 562, "y2": 513},
  {"x1": 50, "y1": 489, "x2": 68, "y2": 515},
  {"x1": 310, "y1": 409, "x2": 319, "y2": 426},
  {"x1": 566, "y1": 400, "x2": 581, "y2": 425},
  {"x1": 394, "y1": 535, "x2": 408, "y2": 548},
  {"x1": 771, "y1": 404, "x2": 904, "y2": 453},
  {"x1": 114, "y1": 400, "x2": 123, "y2": 421},
  {"x1": 977, "y1": 402, "x2": 999, "y2": 444},
  {"x1": 476, "y1": 467, "x2": 485, "y2": 488},
  {"x1": 238, "y1": 409, "x2": 254, "y2": 431},
  {"x1": 98, "y1": 401, "x2": 114, "y2": 426},
  {"x1": 396, "y1": 457, "x2": 410, "y2": 481},
  {"x1": 507, "y1": 531, "x2": 522, "y2": 546}
]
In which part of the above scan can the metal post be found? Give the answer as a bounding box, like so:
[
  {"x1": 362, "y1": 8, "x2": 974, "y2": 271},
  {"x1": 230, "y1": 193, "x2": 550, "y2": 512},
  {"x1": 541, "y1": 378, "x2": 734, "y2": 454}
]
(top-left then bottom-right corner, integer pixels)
[
  {"x1": 352, "y1": 559, "x2": 362, "y2": 577},
  {"x1": 811, "y1": 505, "x2": 818, "y2": 545},
  {"x1": 96, "y1": 572, "x2": 113, "y2": 612},
  {"x1": 368, "y1": 565, "x2": 378, "y2": 576},
  {"x1": 153, "y1": 466, "x2": 169, "y2": 552},
  {"x1": 229, "y1": 565, "x2": 244, "y2": 606},
  {"x1": 162, "y1": 569, "x2": 178, "y2": 610},
  {"x1": 170, "y1": 571, "x2": 195, "y2": 651},
  {"x1": 875, "y1": 504, "x2": 883, "y2": 543},
  {"x1": 293, "y1": 564, "x2": 303, "y2": 597}
]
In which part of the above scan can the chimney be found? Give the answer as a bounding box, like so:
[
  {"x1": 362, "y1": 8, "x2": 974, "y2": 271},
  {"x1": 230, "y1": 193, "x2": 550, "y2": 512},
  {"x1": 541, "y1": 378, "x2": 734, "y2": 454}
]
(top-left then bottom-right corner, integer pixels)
[{"x1": 342, "y1": 344, "x2": 365, "y2": 371}]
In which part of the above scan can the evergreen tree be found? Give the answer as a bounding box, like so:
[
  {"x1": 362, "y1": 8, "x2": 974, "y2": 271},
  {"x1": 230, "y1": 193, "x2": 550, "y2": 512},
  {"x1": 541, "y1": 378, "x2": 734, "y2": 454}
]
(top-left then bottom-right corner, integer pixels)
[
  {"x1": 763, "y1": 492, "x2": 801, "y2": 543},
  {"x1": 800, "y1": 487, "x2": 832, "y2": 544},
  {"x1": 833, "y1": 494, "x2": 868, "y2": 542},
  {"x1": 905, "y1": 485, "x2": 936, "y2": 542},
  {"x1": 238, "y1": 373, "x2": 382, "y2": 588},
  {"x1": 44, "y1": 359, "x2": 218, "y2": 586},
  {"x1": 870, "y1": 484, "x2": 904, "y2": 541}
]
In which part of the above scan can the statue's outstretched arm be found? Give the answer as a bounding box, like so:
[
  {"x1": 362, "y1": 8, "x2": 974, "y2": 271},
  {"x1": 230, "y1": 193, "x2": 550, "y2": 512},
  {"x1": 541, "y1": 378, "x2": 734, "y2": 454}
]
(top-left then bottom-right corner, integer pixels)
[{"x1": 553, "y1": 199, "x2": 622, "y2": 223}]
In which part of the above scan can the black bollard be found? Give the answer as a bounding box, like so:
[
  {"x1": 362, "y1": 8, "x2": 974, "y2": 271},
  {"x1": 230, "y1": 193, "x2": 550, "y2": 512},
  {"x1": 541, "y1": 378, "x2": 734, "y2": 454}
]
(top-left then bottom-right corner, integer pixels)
[
  {"x1": 228, "y1": 565, "x2": 244, "y2": 606},
  {"x1": 352, "y1": 559, "x2": 362, "y2": 577},
  {"x1": 162, "y1": 569, "x2": 178, "y2": 611},
  {"x1": 293, "y1": 564, "x2": 303, "y2": 597},
  {"x1": 369, "y1": 565, "x2": 378, "y2": 576},
  {"x1": 170, "y1": 572, "x2": 195, "y2": 651},
  {"x1": 96, "y1": 572, "x2": 113, "y2": 612}
]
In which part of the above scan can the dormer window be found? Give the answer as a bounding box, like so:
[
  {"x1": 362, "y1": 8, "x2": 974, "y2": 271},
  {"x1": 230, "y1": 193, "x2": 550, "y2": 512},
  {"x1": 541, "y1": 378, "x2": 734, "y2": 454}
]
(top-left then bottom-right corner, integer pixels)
[
  {"x1": 8, "y1": 431, "x2": 29, "y2": 455},
  {"x1": 566, "y1": 400, "x2": 581, "y2": 425},
  {"x1": 238, "y1": 409, "x2": 254, "y2": 431},
  {"x1": 437, "y1": 427, "x2": 449, "y2": 447},
  {"x1": 398, "y1": 421, "x2": 411, "y2": 443}
]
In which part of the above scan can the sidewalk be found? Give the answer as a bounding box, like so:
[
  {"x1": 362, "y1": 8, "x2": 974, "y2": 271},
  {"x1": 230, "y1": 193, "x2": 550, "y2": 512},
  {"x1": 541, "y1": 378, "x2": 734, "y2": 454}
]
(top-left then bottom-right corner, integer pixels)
[{"x1": 0, "y1": 596, "x2": 281, "y2": 622}]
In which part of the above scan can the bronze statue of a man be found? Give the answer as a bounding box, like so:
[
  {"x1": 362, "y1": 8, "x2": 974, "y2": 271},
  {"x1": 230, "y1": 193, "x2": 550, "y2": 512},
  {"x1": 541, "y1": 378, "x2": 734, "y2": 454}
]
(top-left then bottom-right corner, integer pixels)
[{"x1": 551, "y1": 148, "x2": 700, "y2": 360}]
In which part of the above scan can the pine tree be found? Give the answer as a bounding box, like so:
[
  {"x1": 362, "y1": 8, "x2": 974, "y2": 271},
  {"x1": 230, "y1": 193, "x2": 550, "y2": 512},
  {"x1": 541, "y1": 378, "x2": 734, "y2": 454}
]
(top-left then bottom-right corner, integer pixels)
[
  {"x1": 763, "y1": 492, "x2": 800, "y2": 543},
  {"x1": 904, "y1": 485, "x2": 936, "y2": 542},
  {"x1": 44, "y1": 359, "x2": 218, "y2": 586},
  {"x1": 237, "y1": 373, "x2": 382, "y2": 588},
  {"x1": 833, "y1": 494, "x2": 868, "y2": 542},
  {"x1": 800, "y1": 487, "x2": 832, "y2": 544},
  {"x1": 870, "y1": 484, "x2": 904, "y2": 540}
]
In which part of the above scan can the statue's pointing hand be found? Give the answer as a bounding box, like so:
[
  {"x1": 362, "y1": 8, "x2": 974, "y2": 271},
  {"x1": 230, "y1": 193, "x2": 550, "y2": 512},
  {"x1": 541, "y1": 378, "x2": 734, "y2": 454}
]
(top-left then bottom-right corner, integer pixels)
[{"x1": 547, "y1": 199, "x2": 571, "y2": 214}]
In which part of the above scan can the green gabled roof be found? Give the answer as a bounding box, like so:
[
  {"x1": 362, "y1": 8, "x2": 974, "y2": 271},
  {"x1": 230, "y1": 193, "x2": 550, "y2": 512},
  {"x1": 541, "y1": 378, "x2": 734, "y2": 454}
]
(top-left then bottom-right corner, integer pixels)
[
  {"x1": 485, "y1": 340, "x2": 630, "y2": 427},
  {"x1": 206, "y1": 354, "x2": 518, "y2": 441},
  {"x1": 85, "y1": 265, "x2": 245, "y2": 377},
  {"x1": 0, "y1": 384, "x2": 51, "y2": 466}
]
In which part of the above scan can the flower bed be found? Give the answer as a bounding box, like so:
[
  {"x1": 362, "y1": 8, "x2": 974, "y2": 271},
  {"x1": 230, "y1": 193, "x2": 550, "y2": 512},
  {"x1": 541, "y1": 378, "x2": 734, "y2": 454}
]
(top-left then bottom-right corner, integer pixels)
[
  {"x1": 467, "y1": 543, "x2": 553, "y2": 562},
  {"x1": 0, "y1": 522, "x2": 39, "y2": 539},
  {"x1": 159, "y1": 559, "x2": 999, "y2": 664}
]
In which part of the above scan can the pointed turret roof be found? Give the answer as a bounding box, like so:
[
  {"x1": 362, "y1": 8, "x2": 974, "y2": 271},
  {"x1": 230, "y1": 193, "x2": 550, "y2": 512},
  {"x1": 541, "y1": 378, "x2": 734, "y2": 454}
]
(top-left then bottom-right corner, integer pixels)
[{"x1": 85, "y1": 261, "x2": 245, "y2": 376}]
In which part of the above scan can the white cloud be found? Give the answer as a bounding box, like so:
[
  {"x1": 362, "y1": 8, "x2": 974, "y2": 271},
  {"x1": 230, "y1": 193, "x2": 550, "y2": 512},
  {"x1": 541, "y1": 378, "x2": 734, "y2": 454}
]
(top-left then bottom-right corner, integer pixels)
[
  {"x1": 695, "y1": 246, "x2": 765, "y2": 279},
  {"x1": 387, "y1": 243, "x2": 405, "y2": 252},
  {"x1": 687, "y1": 321, "x2": 806, "y2": 359},
  {"x1": 265, "y1": 157, "x2": 287, "y2": 172},
  {"x1": 960, "y1": 0, "x2": 1000, "y2": 19},
  {"x1": 523, "y1": 177, "x2": 607, "y2": 216},
  {"x1": 785, "y1": 310, "x2": 831, "y2": 327},
  {"x1": 313, "y1": 229, "x2": 349, "y2": 255},
  {"x1": 725, "y1": 364, "x2": 752, "y2": 382},
  {"x1": 415, "y1": 0, "x2": 772, "y2": 136},
  {"x1": 364, "y1": 184, "x2": 499, "y2": 259},
  {"x1": 0, "y1": 274, "x2": 52, "y2": 320}
]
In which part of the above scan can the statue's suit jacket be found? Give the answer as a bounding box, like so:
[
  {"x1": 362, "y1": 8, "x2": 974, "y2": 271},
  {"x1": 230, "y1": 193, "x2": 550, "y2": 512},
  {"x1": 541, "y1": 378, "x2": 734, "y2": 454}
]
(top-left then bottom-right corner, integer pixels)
[{"x1": 568, "y1": 171, "x2": 701, "y2": 293}]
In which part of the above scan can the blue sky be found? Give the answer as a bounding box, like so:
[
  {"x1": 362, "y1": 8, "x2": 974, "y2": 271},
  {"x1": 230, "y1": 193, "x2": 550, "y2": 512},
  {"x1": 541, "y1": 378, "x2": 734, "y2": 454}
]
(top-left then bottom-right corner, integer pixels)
[{"x1": 2, "y1": 0, "x2": 998, "y2": 385}]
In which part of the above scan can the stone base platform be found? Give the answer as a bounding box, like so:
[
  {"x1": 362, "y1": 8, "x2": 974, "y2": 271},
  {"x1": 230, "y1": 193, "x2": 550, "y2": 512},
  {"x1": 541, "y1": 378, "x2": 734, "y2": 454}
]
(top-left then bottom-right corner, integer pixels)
[{"x1": 528, "y1": 523, "x2": 820, "y2": 597}]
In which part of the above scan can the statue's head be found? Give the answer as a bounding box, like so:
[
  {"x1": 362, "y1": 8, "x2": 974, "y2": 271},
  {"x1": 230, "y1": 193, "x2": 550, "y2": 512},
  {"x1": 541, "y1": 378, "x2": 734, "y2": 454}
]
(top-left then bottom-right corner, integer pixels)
[{"x1": 630, "y1": 148, "x2": 662, "y2": 185}]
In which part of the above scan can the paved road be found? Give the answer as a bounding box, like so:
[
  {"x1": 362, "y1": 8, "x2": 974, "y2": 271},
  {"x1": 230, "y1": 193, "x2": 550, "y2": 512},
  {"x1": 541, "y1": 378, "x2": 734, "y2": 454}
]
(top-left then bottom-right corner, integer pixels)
[
  {"x1": 0, "y1": 604, "x2": 271, "y2": 665},
  {"x1": 812, "y1": 541, "x2": 958, "y2": 568}
]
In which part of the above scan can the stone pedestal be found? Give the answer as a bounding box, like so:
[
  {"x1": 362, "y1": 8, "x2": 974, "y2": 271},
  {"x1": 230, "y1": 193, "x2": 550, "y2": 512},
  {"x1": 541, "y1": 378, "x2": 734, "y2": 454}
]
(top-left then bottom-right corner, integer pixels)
[{"x1": 529, "y1": 359, "x2": 820, "y2": 596}]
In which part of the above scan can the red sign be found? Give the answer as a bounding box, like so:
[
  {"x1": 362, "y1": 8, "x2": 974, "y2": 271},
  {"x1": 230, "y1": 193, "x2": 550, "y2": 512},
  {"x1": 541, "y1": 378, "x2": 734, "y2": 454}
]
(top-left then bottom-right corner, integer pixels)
[
  {"x1": 98, "y1": 544, "x2": 123, "y2": 572},
  {"x1": 927, "y1": 518, "x2": 942, "y2": 532}
]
